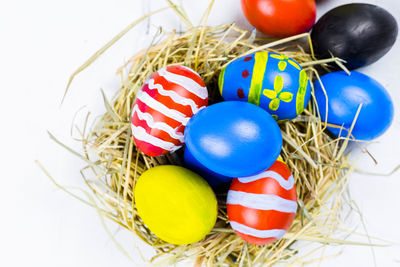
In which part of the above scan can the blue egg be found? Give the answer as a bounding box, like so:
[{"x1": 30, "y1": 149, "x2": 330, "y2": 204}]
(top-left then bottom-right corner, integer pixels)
[
  {"x1": 314, "y1": 71, "x2": 394, "y2": 140},
  {"x1": 184, "y1": 101, "x2": 282, "y2": 177},
  {"x1": 184, "y1": 146, "x2": 232, "y2": 188},
  {"x1": 218, "y1": 52, "x2": 312, "y2": 121}
]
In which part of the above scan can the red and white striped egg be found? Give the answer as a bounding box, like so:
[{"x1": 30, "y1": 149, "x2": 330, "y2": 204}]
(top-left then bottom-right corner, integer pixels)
[
  {"x1": 227, "y1": 160, "x2": 297, "y2": 245},
  {"x1": 131, "y1": 65, "x2": 208, "y2": 157}
]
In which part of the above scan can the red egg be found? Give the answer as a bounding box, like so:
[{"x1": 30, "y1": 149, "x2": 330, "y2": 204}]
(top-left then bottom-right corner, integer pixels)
[
  {"x1": 131, "y1": 65, "x2": 208, "y2": 157},
  {"x1": 241, "y1": 0, "x2": 316, "y2": 37},
  {"x1": 227, "y1": 160, "x2": 297, "y2": 245}
]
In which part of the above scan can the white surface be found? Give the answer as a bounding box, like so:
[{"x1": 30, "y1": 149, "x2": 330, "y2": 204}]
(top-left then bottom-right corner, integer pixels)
[{"x1": 0, "y1": 0, "x2": 399, "y2": 266}]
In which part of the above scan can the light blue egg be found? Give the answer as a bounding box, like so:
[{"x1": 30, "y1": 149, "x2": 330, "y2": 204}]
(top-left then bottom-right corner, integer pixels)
[{"x1": 314, "y1": 71, "x2": 394, "y2": 140}]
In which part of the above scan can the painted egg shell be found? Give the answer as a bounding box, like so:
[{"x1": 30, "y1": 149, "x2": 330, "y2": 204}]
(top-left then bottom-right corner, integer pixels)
[
  {"x1": 131, "y1": 65, "x2": 208, "y2": 157},
  {"x1": 241, "y1": 0, "x2": 316, "y2": 37},
  {"x1": 184, "y1": 146, "x2": 232, "y2": 188},
  {"x1": 184, "y1": 101, "x2": 282, "y2": 177},
  {"x1": 311, "y1": 4, "x2": 398, "y2": 70},
  {"x1": 134, "y1": 165, "x2": 217, "y2": 245},
  {"x1": 219, "y1": 52, "x2": 311, "y2": 121},
  {"x1": 314, "y1": 71, "x2": 394, "y2": 140},
  {"x1": 227, "y1": 159, "x2": 297, "y2": 245}
]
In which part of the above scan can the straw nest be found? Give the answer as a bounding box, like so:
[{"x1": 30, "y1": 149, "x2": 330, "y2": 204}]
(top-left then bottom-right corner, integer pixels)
[{"x1": 46, "y1": 3, "x2": 373, "y2": 266}]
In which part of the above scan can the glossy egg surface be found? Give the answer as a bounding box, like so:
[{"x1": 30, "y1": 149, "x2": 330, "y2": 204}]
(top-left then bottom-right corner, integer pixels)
[
  {"x1": 131, "y1": 65, "x2": 208, "y2": 157},
  {"x1": 314, "y1": 71, "x2": 394, "y2": 140},
  {"x1": 184, "y1": 101, "x2": 282, "y2": 177},
  {"x1": 134, "y1": 165, "x2": 217, "y2": 245},
  {"x1": 311, "y1": 3, "x2": 398, "y2": 70},
  {"x1": 219, "y1": 52, "x2": 311, "y2": 121},
  {"x1": 227, "y1": 160, "x2": 297, "y2": 245},
  {"x1": 241, "y1": 0, "x2": 316, "y2": 37}
]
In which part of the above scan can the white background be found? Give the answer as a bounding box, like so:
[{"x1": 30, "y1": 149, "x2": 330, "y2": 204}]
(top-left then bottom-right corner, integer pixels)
[{"x1": 1, "y1": 0, "x2": 399, "y2": 266}]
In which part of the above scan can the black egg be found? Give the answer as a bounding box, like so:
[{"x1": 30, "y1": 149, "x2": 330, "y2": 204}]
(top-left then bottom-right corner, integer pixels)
[{"x1": 311, "y1": 4, "x2": 398, "y2": 70}]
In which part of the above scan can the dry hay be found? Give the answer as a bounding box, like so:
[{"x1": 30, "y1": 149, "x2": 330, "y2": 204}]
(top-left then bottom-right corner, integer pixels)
[{"x1": 40, "y1": 2, "x2": 383, "y2": 266}]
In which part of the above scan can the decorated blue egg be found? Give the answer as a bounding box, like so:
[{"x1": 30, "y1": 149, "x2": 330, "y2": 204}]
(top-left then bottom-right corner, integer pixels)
[
  {"x1": 184, "y1": 101, "x2": 282, "y2": 177},
  {"x1": 314, "y1": 71, "x2": 394, "y2": 140},
  {"x1": 218, "y1": 52, "x2": 311, "y2": 121}
]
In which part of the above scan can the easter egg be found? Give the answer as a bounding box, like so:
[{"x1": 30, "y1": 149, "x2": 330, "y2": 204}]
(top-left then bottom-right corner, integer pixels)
[
  {"x1": 184, "y1": 101, "x2": 282, "y2": 177},
  {"x1": 241, "y1": 0, "x2": 316, "y2": 37},
  {"x1": 134, "y1": 165, "x2": 217, "y2": 245},
  {"x1": 184, "y1": 146, "x2": 232, "y2": 188},
  {"x1": 314, "y1": 71, "x2": 394, "y2": 140},
  {"x1": 311, "y1": 4, "x2": 398, "y2": 70},
  {"x1": 227, "y1": 160, "x2": 297, "y2": 245},
  {"x1": 219, "y1": 52, "x2": 311, "y2": 121},
  {"x1": 131, "y1": 65, "x2": 208, "y2": 157}
]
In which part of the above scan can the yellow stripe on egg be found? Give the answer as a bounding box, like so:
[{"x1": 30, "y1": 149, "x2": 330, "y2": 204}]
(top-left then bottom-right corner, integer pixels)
[
  {"x1": 248, "y1": 52, "x2": 269, "y2": 106},
  {"x1": 296, "y1": 69, "x2": 309, "y2": 115},
  {"x1": 288, "y1": 60, "x2": 301, "y2": 70},
  {"x1": 218, "y1": 66, "x2": 226, "y2": 96}
]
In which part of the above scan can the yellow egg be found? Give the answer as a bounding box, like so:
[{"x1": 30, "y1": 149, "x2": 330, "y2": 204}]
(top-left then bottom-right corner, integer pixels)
[{"x1": 134, "y1": 165, "x2": 218, "y2": 245}]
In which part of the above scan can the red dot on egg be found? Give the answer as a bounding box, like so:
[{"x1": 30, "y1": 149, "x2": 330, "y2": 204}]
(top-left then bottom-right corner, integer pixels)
[
  {"x1": 244, "y1": 57, "x2": 252, "y2": 62},
  {"x1": 237, "y1": 89, "x2": 245, "y2": 99},
  {"x1": 242, "y1": 70, "x2": 250, "y2": 78}
]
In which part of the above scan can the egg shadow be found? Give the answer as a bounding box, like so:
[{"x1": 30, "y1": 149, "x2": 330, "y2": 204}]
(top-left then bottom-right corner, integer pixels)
[{"x1": 315, "y1": 0, "x2": 332, "y2": 3}]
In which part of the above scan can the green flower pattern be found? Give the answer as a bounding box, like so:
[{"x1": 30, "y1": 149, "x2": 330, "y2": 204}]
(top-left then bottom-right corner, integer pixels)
[
  {"x1": 263, "y1": 76, "x2": 293, "y2": 111},
  {"x1": 262, "y1": 54, "x2": 301, "y2": 119}
]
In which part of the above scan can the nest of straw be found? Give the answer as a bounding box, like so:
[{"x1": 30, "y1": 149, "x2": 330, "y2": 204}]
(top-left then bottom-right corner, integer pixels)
[{"x1": 52, "y1": 4, "x2": 370, "y2": 266}]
